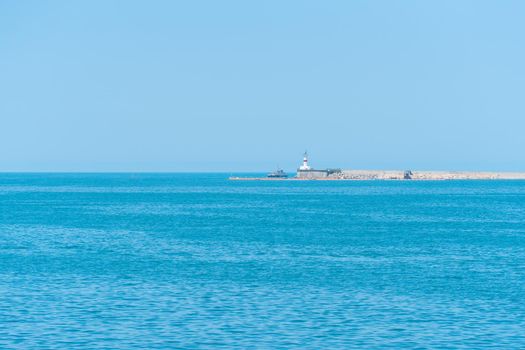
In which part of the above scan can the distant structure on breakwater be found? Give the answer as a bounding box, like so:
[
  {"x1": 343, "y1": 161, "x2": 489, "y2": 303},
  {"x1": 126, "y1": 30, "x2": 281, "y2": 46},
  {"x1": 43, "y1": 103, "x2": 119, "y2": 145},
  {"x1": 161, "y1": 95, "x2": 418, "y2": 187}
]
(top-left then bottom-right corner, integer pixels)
[{"x1": 296, "y1": 151, "x2": 341, "y2": 179}]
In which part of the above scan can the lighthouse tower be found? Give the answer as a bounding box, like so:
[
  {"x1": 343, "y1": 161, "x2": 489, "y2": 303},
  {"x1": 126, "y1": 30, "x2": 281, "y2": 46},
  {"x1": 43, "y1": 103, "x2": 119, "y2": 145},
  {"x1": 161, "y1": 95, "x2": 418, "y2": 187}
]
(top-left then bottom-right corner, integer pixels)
[{"x1": 299, "y1": 151, "x2": 311, "y2": 170}]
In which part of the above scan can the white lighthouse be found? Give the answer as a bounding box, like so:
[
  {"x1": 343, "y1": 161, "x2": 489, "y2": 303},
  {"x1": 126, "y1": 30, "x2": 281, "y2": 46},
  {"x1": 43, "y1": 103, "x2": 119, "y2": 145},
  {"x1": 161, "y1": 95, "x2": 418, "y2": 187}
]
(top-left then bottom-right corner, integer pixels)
[{"x1": 299, "y1": 151, "x2": 311, "y2": 170}]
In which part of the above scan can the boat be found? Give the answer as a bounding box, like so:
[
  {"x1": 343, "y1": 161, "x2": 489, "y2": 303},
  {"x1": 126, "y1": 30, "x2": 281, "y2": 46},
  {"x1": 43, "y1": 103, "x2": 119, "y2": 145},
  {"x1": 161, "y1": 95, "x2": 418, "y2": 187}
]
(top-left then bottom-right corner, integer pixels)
[{"x1": 267, "y1": 169, "x2": 288, "y2": 178}]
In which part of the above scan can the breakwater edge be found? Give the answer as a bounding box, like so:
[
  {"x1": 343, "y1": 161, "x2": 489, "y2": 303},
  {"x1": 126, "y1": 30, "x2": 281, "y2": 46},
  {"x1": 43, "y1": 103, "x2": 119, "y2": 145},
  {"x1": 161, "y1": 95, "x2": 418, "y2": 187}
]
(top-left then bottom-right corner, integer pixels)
[
  {"x1": 231, "y1": 152, "x2": 525, "y2": 181},
  {"x1": 230, "y1": 170, "x2": 525, "y2": 181}
]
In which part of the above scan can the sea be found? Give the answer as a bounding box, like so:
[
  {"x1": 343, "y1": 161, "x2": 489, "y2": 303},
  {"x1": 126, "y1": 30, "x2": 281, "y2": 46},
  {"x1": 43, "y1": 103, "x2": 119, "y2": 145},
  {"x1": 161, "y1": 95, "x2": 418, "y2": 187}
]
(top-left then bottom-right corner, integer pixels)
[{"x1": 1, "y1": 173, "x2": 524, "y2": 349}]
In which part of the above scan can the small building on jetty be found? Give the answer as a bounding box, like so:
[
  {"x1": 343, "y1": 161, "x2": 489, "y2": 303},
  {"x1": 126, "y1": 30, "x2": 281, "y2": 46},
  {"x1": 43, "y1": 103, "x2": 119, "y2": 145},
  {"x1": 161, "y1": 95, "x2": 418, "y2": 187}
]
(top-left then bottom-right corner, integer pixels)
[{"x1": 296, "y1": 152, "x2": 341, "y2": 179}]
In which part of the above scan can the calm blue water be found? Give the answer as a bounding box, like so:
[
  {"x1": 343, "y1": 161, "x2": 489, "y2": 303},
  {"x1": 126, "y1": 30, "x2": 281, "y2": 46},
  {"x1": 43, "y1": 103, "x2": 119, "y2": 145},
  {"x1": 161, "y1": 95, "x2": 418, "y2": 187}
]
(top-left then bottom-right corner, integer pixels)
[{"x1": 1, "y1": 173, "x2": 525, "y2": 349}]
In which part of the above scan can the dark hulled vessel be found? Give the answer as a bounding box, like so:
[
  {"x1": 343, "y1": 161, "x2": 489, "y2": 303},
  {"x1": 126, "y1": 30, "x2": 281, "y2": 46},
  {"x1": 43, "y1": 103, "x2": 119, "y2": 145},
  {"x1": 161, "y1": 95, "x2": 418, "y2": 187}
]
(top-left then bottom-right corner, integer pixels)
[{"x1": 267, "y1": 169, "x2": 288, "y2": 178}]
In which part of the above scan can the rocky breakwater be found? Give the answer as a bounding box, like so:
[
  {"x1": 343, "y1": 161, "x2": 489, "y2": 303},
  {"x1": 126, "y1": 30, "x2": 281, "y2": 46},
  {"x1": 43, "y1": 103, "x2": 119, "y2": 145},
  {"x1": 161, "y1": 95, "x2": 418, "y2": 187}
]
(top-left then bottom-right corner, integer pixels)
[{"x1": 339, "y1": 170, "x2": 525, "y2": 180}]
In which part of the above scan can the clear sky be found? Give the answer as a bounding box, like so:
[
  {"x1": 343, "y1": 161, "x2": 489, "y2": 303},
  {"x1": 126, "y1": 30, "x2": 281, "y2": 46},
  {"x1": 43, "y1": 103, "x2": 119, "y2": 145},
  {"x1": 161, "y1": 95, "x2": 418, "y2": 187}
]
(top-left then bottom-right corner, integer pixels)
[{"x1": 1, "y1": 1, "x2": 524, "y2": 172}]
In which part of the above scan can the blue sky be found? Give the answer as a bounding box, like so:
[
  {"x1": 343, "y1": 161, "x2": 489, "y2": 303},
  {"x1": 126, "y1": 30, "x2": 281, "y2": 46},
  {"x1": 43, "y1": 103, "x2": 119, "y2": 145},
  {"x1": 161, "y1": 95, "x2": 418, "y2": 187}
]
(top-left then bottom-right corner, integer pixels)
[{"x1": 1, "y1": 1, "x2": 524, "y2": 171}]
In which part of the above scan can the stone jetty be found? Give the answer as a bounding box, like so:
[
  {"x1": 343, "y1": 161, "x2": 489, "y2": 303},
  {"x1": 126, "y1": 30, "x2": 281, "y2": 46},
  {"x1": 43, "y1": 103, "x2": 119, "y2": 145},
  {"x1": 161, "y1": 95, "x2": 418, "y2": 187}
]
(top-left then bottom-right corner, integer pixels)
[{"x1": 229, "y1": 170, "x2": 525, "y2": 181}]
